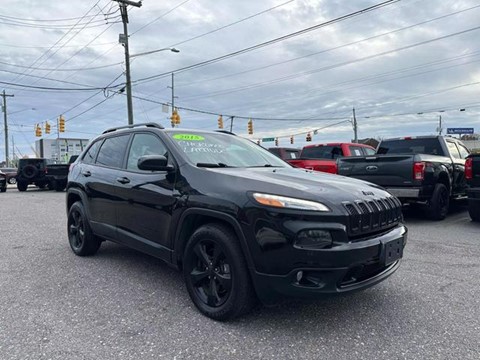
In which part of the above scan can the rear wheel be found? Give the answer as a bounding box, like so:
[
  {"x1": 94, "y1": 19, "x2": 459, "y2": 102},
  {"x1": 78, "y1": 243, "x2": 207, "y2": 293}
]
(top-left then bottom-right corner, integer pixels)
[
  {"x1": 68, "y1": 201, "x2": 101, "y2": 256},
  {"x1": 0, "y1": 185, "x2": 6, "y2": 193},
  {"x1": 468, "y1": 200, "x2": 480, "y2": 222},
  {"x1": 8, "y1": 177, "x2": 16, "y2": 185},
  {"x1": 183, "y1": 223, "x2": 256, "y2": 321},
  {"x1": 17, "y1": 181, "x2": 28, "y2": 192},
  {"x1": 426, "y1": 183, "x2": 449, "y2": 220}
]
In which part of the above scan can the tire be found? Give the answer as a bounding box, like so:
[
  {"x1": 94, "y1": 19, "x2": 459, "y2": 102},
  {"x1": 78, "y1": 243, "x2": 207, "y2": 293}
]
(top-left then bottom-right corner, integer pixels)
[
  {"x1": 0, "y1": 186, "x2": 6, "y2": 193},
  {"x1": 17, "y1": 181, "x2": 28, "y2": 192},
  {"x1": 426, "y1": 183, "x2": 450, "y2": 220},
  {"x1": 8, "y1": 177, "x2": 16, "y2": 185},
  {"x1": 21, "y1": 165, "x2": 38, "y2": 180},
  {"x1": 468, "y1": 200, "x2": 480, "y2": 222},
  {"x1": 183, "y1": 223, "x2": 256, "y2": 321},
  {"x1": 67, "y1": 201, "x2": 101, "y2": 256},
  {"x1": 55, "y1": 180, "x2": 66, "y2": 192}
]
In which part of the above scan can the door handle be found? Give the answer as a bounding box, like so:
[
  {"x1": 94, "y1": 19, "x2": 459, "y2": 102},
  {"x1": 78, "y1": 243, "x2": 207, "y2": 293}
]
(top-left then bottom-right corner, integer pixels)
[
  {"x1": 116, "y1": 177, "x2": 130, "y2": 184},
  {"x1": 81, "y1": 170, "x2": 91, "y2": 177}
]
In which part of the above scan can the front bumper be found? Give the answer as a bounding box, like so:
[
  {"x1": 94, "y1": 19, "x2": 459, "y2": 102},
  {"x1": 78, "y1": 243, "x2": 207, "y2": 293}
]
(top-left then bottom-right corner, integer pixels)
[{"x1": 251, "y1": 225, "x2": 407, "y2": 305}]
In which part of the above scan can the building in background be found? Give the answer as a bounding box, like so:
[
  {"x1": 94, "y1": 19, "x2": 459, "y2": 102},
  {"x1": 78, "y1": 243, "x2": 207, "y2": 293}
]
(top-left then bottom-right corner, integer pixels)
[{"x1": 35, "y1": 138, "x2": 89, "y2": 162}]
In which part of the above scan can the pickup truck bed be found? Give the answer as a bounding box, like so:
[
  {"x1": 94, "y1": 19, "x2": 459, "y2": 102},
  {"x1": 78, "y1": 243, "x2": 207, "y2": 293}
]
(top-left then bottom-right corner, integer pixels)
[{"x1": 337, "y1": 136, "x2": 470, "y2": 220}]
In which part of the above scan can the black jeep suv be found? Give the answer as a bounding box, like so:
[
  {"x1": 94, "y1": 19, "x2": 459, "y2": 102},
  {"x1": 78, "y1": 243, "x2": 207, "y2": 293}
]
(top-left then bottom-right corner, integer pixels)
[{"x1": 66, "y1": 123, "x2": 407, "y2": 320}]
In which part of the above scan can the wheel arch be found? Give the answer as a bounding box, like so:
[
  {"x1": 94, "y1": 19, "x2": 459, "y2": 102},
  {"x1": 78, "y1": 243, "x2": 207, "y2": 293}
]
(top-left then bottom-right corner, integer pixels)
[
  {"x1": 173, "y1": 208, "x2": 255, "y2": 273},
  {"x1": 437, "y1": 171, "x2": 451, "y2": 194},
  {"x1": 66, "y1": 188, "x2": 89, "y2": 216}
]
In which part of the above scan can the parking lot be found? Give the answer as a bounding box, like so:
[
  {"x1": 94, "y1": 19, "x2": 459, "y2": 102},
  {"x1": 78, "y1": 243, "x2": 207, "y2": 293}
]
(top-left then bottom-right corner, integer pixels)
[{"x1": 0, "y1": 187, "x2": 479, "y2": 360}]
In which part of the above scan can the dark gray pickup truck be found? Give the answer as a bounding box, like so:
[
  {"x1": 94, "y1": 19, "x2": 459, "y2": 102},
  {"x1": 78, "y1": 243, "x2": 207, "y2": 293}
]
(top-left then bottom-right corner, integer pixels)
[
  {"x1": 337, "y1": 136, "x2": 470, "y2": 220},
  {"x1": 466, "y1": 154, "x2": 480, "y2": 222}
]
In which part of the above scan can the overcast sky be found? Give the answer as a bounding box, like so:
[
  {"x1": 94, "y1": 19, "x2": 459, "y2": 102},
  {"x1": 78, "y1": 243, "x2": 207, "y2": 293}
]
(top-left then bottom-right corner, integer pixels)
[{"x1": 1, "y1": 0, "x2": 479, "y2": 159}]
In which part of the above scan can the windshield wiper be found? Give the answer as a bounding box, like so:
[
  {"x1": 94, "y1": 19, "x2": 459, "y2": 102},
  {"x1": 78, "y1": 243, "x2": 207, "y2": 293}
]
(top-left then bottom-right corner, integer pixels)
[
  {"x1": 196, "y1": 162, "x2": 232, "y2": 168},
  {"x1": 247, "y1": 164, "x2": 283, "y2": 168}
]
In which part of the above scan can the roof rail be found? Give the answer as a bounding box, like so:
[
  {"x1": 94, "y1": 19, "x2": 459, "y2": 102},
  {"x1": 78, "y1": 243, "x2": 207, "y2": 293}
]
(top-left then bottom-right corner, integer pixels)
[
  {"x1": 215, "y1": 130, "x2": 236, "y2": 135},
  {"x1": 102, "y1": 122, "x2": 164, "y2": 134}
]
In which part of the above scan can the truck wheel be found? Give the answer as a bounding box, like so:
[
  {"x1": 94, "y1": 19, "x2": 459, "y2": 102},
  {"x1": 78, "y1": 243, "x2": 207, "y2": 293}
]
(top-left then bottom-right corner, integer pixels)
[
  {"x1": 55, "y1": 181, "x2": 66, "y2": 192},
  {"x1": 17, "y1": 181, "x2": 28, "y2": 192},
  {"x1": 68, "y1": 201, "x2": 101, "y2": 256},
  {"x1": 0, "y1": 186, "x2": 6, "y2": 193},
  {"x1": 183, "y1": 223, "x2": 256, "y2": 321},
  {"x1": 426, "y1": 183, "x2": 449, "y2": 220},
  {"x1": 8, "y1": 177, "x2": 16, "y2": 185},
  {"x1": 468, "y1": 200, "x2": 480, "y2": 222}
]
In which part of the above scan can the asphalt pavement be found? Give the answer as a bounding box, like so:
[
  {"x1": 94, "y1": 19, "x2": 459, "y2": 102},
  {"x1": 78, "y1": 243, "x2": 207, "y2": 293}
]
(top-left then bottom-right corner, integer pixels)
[{"x1": 0, "y1": 187, "x2": 479, "y2": 360}]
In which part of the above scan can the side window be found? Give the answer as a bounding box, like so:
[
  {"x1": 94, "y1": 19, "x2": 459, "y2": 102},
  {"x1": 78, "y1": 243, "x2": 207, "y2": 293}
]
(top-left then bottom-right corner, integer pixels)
[
  {"x1": 127, "y1": 133, "x2": 168, "y2": 171},
  {"x1": 446, "y1": 141, "x2": 461, "y2": 159},
  {"x1": 286, "y1": 150, "x2": 298, "y2": 159},
  {"x1": 457, "y1": 144, "x2": 470, "y2": 159},
  {"x1": 349, "y1": 146, "x2": 365, "y2": 156},
  {"x1": 82, "y1": 140, "x2": 102, "y2": 164},
  {"x1": 363, "y1": 147, "x2": 376, "y2": 156},
  {"x1": 96, "y1": 135, "x2": 130, "y2": 168}
]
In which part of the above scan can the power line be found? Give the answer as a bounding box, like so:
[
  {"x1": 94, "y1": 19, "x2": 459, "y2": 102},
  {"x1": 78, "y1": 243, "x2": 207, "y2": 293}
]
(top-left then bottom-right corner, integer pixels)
[
  {"x1": 0, "y1": 59, "x2": 124, "y2": 72},
  {"x1": 0, "y1": 80, "x2": 123, "y2": 91},
  {"x1": 132, "y1": 0, "x2": 402, "y2": 84},
  {"x1": 177, "y1": 3, "x2": 480, "y2": 88}
]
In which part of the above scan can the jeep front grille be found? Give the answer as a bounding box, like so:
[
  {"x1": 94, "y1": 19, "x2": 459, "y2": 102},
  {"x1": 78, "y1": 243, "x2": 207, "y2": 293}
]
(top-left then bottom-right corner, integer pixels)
[{"x1": 343, "y1": 196, "x2": 402, "y2": 238}]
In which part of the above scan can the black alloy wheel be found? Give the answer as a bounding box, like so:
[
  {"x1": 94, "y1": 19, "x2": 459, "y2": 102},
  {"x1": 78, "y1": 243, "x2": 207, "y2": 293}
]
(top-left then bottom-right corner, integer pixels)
[
  {"x1": 190, "y1": 239, "x2": 232, "y2": 308},
  {"x1": 68, "y1": 201, "x2": 101, "y2": 256},
  {"x1": 426, "y1": 183, "x2": 450, "y2": 220},
  {"x1": 183, "y1": 224, "x2": 256, "y2": 321}
]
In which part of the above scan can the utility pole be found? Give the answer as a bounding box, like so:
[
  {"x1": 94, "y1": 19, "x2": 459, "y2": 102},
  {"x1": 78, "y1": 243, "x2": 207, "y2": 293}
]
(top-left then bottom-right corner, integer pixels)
[
  {"x1": 1, "y1": 90, "x2": 14, "y2": 167},
  {"x1": 168, "y1": 73, "x2": 179, "y2": 128},
  {"x1": 114, "y1": 0, "x2": 142, "y2": 125},
  {"x1": 352, "y1": 107, "x2": 358, "y2": 143},
  {"x1": 229, "y1": 116, "x2": 235, "y2": 132},
  {"x1": 438, "y1": 115, "x2": 442, "y2": 135},
  {"x1": 11, "y1": 135, "x2": 15, "y2": 164}
]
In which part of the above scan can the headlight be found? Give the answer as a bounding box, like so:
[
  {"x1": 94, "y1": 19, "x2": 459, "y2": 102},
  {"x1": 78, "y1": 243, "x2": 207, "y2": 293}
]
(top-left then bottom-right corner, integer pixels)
[{"x1": 252, "y1": 193, "x2": 330, "y2": 211}]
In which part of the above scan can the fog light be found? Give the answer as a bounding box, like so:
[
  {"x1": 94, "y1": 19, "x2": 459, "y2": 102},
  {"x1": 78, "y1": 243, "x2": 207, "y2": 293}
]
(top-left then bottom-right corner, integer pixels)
[
  {"x1": 296, "y1": 271, "x2": 303, "y2": 282},
  {"x1": 295, "y1": 229, "x2": 332, "y2": 249}
]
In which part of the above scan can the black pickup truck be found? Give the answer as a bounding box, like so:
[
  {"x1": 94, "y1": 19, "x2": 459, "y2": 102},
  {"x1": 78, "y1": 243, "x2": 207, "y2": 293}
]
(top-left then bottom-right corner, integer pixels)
[
  {"x1": 16, "y1": 156, "x2": 78, "y2": 192},
  {"x1": 466, "y1": 154, "x2": 480, "y2": 222},
  {"x1": 337, "y1": 136, "x2": 470, "y2": 220}
]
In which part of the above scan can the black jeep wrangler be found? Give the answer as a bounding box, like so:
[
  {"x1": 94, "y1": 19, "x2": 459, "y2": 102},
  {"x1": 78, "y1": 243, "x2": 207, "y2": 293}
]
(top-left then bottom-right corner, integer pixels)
[
  {"x1": 16, "y1": 157, "x2": 76, "y2": 192},
  {"x1": 67, "y1": 123, "x2": 407, "y2": 320}
]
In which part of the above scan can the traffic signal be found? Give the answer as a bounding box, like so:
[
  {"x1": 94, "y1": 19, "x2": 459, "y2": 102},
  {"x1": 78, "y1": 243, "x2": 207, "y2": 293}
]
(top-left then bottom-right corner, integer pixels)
[
  {"x1": 247, "y1": 119, "x2": 253, "y2": 135},
  {"x1": 59, "y1": 115, "x2": 65, "y2": 132},
  {"x1": 35, "y1": 124, "x2": 42, "y2": 137},
  {"x1": 290, "y1": 135, "x2": 294, "y2": 144},
  {"x1": 217, "y1": 115, "x2": 224, "y2": 129},
  {"x1": 45, "y1": 121, "x2": 51, "y2": 134},
  {"x1": 275, "y1": 138, "x2": 278, "y2": 146},
  {"x1": 306, "y1": 132, "x2": 312, "y2": 142},
  {"x1": 171, "y1": 109, "x2": 181, "y2": 126}
]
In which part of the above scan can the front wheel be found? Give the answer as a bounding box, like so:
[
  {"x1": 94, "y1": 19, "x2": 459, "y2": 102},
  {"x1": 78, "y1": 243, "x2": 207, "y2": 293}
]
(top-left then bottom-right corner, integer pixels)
[
  {"x1": 67, "y1": 201, "x2": 101, "y2": 256},
  {"x1": 183, "y1": 223, "x2": 256, "y2": 321},
  {"x1": 426, "y1": 183, "x2": 450, "y2": 220},
  {"x1": 8, "y1": 177, "x2": 16, "y2": 185},
  {"x1": 0, "y1": 186, "x2": 6, "y2": 193}
]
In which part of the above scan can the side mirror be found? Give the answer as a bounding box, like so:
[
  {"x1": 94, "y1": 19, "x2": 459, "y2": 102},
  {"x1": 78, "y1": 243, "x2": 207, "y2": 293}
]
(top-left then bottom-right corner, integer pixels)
[{"x1": 137, "y1": 155, "x2": 173, "y2": 171}]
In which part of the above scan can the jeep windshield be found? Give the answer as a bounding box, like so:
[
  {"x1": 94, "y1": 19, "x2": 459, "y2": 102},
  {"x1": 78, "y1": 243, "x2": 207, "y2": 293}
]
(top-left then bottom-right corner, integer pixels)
[{"x1": 168, "y1": 131, "x2": 289, "y2": 168}]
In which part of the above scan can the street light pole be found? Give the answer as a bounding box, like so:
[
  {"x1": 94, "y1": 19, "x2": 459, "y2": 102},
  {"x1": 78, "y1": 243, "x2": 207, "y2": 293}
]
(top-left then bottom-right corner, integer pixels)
[{"x1": 1, "y1": 90, "x2": 14, "y2": 167}]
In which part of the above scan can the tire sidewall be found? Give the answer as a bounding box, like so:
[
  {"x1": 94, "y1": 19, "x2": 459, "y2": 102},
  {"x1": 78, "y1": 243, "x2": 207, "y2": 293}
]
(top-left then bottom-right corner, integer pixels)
[
  {"x1": 428, "y1": 183, "x2": 449, "y2": 220},
  {"x1": 68, "y1": 201, "x2": 100, "y2": 256},
  {"x1": 183, "y1": 224, "x2": 253, "y2": 320}
]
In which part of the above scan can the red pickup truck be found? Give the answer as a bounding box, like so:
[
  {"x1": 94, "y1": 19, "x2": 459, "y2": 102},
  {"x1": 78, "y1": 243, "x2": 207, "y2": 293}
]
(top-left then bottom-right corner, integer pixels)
[{"x1": 288, "y1": 142, "x2": 376, "y2": 174}]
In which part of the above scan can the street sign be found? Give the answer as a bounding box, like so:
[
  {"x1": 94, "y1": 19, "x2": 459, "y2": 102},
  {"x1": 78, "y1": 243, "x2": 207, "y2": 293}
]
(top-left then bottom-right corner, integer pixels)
[
  {"x1": 446, "y1": 128, "x2": 474, "y2": 134},
  {"x1": 262, "y1": 137, "x2": 275, "y2": 142}
]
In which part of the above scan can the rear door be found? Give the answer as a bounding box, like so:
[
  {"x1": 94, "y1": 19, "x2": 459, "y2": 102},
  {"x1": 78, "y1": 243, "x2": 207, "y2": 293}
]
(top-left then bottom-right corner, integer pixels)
[
  {"x1": 81, "y1": 135, "x2": 130, "y2": 239},
  {"x1": 446, "y1": 140, "x2": 467, "y2": 195}
]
